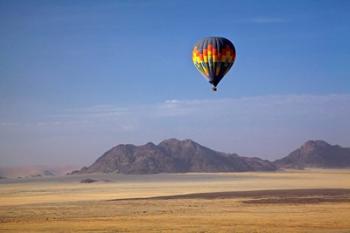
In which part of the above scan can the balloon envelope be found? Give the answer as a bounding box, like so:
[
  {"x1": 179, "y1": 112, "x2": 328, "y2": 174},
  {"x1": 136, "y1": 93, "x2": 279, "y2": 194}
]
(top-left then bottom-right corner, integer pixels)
[{"x1": 192, "y1": 37, "x2": 236, "y2": 89}]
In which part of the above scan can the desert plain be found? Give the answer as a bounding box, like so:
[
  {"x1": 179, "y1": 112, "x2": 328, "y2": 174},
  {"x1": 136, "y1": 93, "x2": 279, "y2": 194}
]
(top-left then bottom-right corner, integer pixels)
[{"x1": 1, "y1": 169, "x2": 350, "y2": 233}]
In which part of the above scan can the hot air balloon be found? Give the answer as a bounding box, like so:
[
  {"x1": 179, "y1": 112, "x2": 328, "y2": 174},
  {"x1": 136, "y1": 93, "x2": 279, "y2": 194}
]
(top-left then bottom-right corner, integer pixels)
[{"x1": 192, "y1": 37, "x2": 236, "y2": 91}]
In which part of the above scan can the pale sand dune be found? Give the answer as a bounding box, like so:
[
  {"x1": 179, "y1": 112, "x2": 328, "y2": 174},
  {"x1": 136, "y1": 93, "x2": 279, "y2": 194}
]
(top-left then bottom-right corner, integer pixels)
[{"x1": 1, "y1": 169, "x2": 350, "y2": 206}]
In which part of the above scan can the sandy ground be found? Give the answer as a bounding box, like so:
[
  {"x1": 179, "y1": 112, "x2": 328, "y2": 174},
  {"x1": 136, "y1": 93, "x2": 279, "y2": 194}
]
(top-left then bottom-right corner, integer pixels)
[{"x1": 1, "y1": 169, "x2": 350, "y2": 232}]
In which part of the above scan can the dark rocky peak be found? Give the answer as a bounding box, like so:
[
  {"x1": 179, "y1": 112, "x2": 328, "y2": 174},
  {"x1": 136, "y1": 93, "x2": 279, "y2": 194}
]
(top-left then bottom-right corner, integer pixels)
[
  {"x1": 159, "y1": 138, "x2": 206, "y2": 149},
  {"x1": 158, "y1": 138, "x2": 216, "y2": 157},
  {"x1": 109, "y1": 143, "x2": 135, "y2": 151},
  {"x1": 302, "y1": 140, "x2": 330, "y2": 148},
  {"x1": 140, "y1": 142, "x2": 157, "y2": 149},
  {"x1": 301, "y1": 140, "x2": 331, "y2": 152},
  {"x1": 274, "y1": 140, "x2": 350, "y2": 169},
  {"x1": 159, "y1": 138, "x2": 184, "y2": 147},
  {"x1": 72, "y1": 138, "x2": 277, "y2": 174}
]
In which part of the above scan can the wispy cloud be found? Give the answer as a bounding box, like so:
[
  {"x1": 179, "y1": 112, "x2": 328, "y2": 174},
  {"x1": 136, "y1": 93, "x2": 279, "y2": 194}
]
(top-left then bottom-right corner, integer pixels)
[
  {"x1": 4, "y1": 94, "x2": 349, "y2": 127},
  {"x1": 244, "y1": 16, "x2": 288, "y2": 24},
  {"x1": 1, "y1": 94, "x2": 349, "y2": 164},
  {"x1": 250, "y1": 17, "x2": 288, "y2": 23},
  {"x1": 0, "y1": 122, "x2": 19, "y2": 127}
]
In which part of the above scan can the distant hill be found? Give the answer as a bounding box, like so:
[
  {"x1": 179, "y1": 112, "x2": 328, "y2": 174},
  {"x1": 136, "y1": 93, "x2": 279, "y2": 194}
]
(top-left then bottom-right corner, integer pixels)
[
  {"x1": 274, "y1": 140, "x2": 350, "y2": 169},
  {"x1": 71, "y1": 139, "x2": 276, "y2": 174},
  {"x1": 0, "y1": 165, "x2": 79, "y2": 178}
]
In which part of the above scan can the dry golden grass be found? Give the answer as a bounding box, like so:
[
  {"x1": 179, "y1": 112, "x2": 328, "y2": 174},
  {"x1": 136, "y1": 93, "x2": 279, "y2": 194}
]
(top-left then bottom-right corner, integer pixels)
[{"x1": 1, "y1": 169, "x2": 350, "y2": 232}]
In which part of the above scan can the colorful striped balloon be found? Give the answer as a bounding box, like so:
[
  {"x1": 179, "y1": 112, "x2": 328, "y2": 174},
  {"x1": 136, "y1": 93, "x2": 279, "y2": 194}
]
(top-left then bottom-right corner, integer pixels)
[{"x1": 192, "y1": 37, "x2": 236, "y2": 91}]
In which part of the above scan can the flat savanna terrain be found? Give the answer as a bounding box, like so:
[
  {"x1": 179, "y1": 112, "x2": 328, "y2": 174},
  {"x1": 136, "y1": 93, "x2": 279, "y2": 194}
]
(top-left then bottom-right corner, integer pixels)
[{"x1": 1, "y1": 169, "x2": 350, "y2": 233}]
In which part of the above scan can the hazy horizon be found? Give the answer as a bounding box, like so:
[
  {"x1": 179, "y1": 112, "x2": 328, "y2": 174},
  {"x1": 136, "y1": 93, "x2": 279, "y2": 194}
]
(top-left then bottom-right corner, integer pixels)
[{"x1": 1, "y1": 0, "x2": 350, "y2": 167}]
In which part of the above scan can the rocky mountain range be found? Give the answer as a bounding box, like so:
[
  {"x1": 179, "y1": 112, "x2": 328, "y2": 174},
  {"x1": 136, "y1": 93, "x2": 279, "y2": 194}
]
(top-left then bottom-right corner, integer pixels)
[
  {"x1": 274, "y1": 140, "x2": 350, "y2": 169},
  {"x1": 71, "y1": 138, "x2": 276, "y2": 174},
  {"x1": 70, "y1": 139, "x2": 350, "y2": 175}
]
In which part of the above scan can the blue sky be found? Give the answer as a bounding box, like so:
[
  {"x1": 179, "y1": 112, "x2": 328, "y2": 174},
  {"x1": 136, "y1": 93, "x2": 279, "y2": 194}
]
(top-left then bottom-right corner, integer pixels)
[{"x1": 1, "y1": 0, "x2": 350, "y2": 166}]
